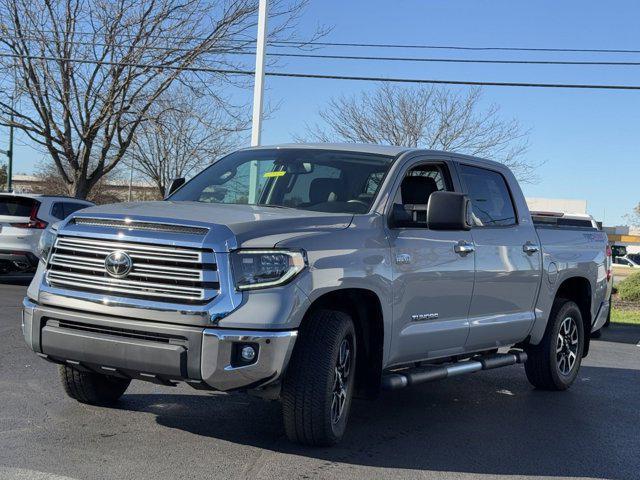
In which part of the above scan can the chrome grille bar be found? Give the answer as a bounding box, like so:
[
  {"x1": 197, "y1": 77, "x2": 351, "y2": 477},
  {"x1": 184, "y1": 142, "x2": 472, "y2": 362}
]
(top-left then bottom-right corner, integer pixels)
[
  {"x1": 46, "y1": 271, "x2": 205, "y2": 301},
  {"x1": 46, "y1": 235, "x2": 217, "y2": 303},
  {"x1": 55, "y1": 237, "x2": 202, "y2": 263}
]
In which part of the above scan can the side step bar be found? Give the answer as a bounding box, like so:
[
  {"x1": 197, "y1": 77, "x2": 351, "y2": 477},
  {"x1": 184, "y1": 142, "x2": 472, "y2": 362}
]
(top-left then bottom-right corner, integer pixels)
[{"x1": 382, "y1": 350, "x2": 528, "y2": 390}]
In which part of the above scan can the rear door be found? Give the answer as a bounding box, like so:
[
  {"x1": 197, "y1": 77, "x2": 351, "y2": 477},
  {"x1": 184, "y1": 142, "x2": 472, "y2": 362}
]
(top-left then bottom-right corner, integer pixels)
[
  {"x1": 457, "y1": 164, "x2": 542, "y2": 350},
  {"x1": 387, "y1": 158, "x2": 475, "y2": 365}
]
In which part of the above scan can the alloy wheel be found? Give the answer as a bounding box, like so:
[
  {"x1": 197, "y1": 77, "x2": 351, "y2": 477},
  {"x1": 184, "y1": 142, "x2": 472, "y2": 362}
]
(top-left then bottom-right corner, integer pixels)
[
  {"x1": 331, "y1": 337, "x2": 352, "y2": 425},
  {"x1": 556, "y1": 316, "x2": 579, "y2": 375}
]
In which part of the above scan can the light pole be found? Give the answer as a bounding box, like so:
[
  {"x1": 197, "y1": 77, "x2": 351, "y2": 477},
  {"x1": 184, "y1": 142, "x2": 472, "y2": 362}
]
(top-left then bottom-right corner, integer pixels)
[
  {"x1": 248, "y1": 0, "x2": 268, "y2": 203},
  {"x1": 251, "y1": 0, "x2": 268, "y2": 147}
]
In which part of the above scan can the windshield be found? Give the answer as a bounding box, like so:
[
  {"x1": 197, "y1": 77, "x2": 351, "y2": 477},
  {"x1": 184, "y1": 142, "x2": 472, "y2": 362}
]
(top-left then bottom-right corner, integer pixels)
[{"x1": 168, "y1": 148, "x2": 394, "y2": 214}]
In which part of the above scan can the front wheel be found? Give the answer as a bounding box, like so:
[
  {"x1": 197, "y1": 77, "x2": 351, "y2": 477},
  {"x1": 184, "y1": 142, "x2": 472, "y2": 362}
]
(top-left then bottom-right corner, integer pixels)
[
  {"x1": 59, "y1": 365, "x2": 131, "y2": 406},
  {"x1": 281, "y1": 309, "x2": 356, "y2": 446},
  {"x1": 525, "y1": 298, "x2": 584, "y2": 390}
]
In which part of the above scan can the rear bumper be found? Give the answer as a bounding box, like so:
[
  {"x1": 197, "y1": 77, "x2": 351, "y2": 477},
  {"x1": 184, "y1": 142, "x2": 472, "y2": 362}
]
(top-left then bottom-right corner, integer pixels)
[{"x1": 22, "y1": 298, "x2": 297, "y2": 391}]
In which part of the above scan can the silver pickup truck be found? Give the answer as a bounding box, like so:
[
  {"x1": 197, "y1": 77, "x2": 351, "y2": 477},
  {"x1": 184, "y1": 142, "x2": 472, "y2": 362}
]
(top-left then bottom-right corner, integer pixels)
[{"x1": 22, "y1": 144, "x2": 612, "y2": 446}]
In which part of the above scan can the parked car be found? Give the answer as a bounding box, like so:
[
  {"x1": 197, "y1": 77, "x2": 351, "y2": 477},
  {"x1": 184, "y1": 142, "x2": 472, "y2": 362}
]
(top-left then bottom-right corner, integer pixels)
[
  {"x1": 626, "y1": 253, "x2": 640, "y2": 264},
  {"x1": 0, "y1": 194, "x2": 94, "y2": 273},
  {"x1": 613, "y1": 255, "x2": 640, "y2": 268},
  {"x1": 22, "y1": 145, "x2": 611, "y2": 446}
]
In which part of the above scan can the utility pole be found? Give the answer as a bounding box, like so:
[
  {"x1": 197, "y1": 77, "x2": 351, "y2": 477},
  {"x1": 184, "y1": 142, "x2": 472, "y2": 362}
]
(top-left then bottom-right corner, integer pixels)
[
  {"x1": 8, "y1": 108, "x2": 14, "y2": 191},
  {"x1": 251, "y1": 0, "x2": 268, "y2": 147},
  {"x1": 2, "y1": 102, "x2": 14, "y2": 192},
  {"x1": 128, "y1": 159, "x2": 134, "y2": 202},
  {"x1": 248, "y1": 0, "x2": 268, "y2": 203}
]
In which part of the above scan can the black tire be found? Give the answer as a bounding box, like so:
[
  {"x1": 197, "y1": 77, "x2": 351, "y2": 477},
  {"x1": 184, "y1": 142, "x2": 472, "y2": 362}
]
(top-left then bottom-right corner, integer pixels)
[
  {"x1": 525, "y1": 298, "x2": 584, "y2": 390},
  {"x1": 282, "y1": 309, "x2": 356, "y2": 446},
  {"x1": 59, "y1": 365, "x2": 131, "y2": 406}
]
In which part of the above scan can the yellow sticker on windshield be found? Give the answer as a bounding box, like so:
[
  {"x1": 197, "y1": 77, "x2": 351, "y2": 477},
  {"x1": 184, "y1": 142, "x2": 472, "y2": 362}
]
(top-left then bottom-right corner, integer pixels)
[{"x1": 264, "y1": 171, "x2": 286, "y2": 178}]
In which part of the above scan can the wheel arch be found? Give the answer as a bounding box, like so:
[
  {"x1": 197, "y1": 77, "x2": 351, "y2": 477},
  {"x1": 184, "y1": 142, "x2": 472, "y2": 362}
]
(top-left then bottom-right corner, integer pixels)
[
  {"x1": 301, "y1": 288, "x2": 385, "y2": 397},
  {"x1": 553, "y1": 276, "x2": 593, "y2": 357}
]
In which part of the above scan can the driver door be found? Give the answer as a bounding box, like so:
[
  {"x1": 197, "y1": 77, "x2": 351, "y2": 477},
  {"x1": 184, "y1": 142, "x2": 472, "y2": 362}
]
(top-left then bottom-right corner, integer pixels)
[{"x1": 387, "y1": 159, "x2": 475, "y2": 366}]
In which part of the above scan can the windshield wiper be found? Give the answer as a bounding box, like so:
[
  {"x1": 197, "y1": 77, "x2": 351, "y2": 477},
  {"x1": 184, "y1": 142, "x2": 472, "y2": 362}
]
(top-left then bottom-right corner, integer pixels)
[{"x1": 255, "y1": 203, "x2": 294, "y2": 210}]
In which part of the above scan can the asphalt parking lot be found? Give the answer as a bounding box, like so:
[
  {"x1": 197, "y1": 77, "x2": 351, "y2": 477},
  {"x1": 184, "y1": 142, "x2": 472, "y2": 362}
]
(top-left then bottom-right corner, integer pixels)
[{"x1": 1, "y1": 274, "x2": 639, "y2": 480}]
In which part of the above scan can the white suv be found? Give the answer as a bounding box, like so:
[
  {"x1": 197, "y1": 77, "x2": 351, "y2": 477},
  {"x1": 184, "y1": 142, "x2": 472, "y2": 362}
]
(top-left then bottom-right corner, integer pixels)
[{"x1": 0, "y1": 194, "x2": 94, "y2": 273}]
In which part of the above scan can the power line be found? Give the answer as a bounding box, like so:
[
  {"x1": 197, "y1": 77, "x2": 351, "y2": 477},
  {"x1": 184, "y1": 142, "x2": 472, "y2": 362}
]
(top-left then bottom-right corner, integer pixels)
[
  {"x1": 2, "y1": 52, "x2": 640, "y2": 90},
  {"x1": 267, "y1": 51, "x2": 640, "y2": 66},
  {"x1": 5, "y1": 27, "x2": 640, "y2": 55},
  {"x1": 269, "y1": 40, "x2": 640, "y2": 55},
  {"x1": 4, "y1": 34, "x2": 640, "y2": 67},
  {"x1": 266, "y1": 71, "x2": 640, "y2": 90}
]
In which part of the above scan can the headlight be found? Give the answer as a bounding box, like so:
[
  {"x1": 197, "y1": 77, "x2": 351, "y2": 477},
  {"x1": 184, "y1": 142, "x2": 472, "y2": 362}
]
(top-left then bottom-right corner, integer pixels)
[
  {"x1": 231, "y1": 249, "x2": 306, "y2": 291},
  {"x1": 36, "y1": 225, "x2": 58, "y2": 263}
]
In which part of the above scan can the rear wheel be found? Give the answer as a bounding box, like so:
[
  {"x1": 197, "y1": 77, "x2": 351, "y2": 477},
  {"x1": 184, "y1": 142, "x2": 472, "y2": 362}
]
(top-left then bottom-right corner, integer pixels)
[
  {"x1": 525, "y1": 298, "x2": 584, "y2": 390},
  {"x1": 59, "y1": 365, "x2": 131, "y2": 406},
  {"x1": 282, "y1": 309, "x2": 356, "y2": 446}
]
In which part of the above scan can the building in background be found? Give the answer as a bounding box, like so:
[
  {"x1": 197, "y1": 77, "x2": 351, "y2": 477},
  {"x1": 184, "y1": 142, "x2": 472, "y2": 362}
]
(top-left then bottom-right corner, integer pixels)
[
  {"x1": 10, "y1": 174, "x2": 158, "y2": 203},
  {"x1": 526, "y1": 197, "x2": 587, "y2": 215}
]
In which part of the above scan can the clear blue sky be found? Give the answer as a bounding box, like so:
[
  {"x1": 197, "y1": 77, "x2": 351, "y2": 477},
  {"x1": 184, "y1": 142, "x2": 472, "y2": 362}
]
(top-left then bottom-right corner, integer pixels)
[{"x1": 8, "y1": 0, "x2": 639, "y2": 225}]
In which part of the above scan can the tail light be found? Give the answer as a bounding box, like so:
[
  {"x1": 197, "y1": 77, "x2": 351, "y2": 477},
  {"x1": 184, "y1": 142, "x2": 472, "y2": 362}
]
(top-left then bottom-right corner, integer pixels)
[
  {"x1": 606, "y1": 244, "x2": 612, "y2": 282},
  {"x1": 10, "y1": 202, "x2": 48, "y2": 229}
]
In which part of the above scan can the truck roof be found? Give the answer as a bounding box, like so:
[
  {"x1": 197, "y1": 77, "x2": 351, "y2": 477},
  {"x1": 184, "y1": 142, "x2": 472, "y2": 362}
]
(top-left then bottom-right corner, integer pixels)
[{"x1": 243, "y1": 143, "x2": 506, "y2": 169}]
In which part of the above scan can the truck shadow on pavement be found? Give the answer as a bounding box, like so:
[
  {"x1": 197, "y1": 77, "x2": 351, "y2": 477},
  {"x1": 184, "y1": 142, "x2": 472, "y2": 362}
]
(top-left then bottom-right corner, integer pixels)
[
  {"x1": 118, "y1": 362, "x2": 640, "y2": 479},
  {"x1": 598, "y1": 323, "x2": 640, "y2": 345}
]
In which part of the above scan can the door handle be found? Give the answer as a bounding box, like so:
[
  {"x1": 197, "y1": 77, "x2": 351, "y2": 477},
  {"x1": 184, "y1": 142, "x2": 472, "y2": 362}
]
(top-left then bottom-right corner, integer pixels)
[
  {"x1": 454, "y1": 241, "x2": 475, "y2": 256},
  {"x1": 523, "y1": 242, "x2": 539, "y2": 255}
]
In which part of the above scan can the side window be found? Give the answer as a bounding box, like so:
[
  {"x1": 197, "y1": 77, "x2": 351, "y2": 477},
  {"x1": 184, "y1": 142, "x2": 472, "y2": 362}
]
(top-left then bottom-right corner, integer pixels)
[
  {"x1": 64, "y1": 202, "x2": 90, "y2": 217},
  {"x1": 393, "y1": 163, "x2": 452, "y2": 227},
  {"x1": 459, "y1": 165, "x2": 517, "y2": 227},
  {"x1": 51, "y1": 202, "x2": 65, "y2": 220}
]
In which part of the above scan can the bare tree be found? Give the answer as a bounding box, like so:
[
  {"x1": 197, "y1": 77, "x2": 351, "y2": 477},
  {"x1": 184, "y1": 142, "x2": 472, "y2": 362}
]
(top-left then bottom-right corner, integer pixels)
[
  {"x1": 0, "y1": 0, "x2": 321, "y2": 199},
  {"x1": 301, "y1": 84, "x2": 535, "y2": 182},
  {"x1": 127, "y1": 89, "x2": 247, "y2": 198},
  {"x1": 625, "y1": 203, "x2": 640, "y2": 227},
  {"x1": 33, "y1": 161, "x2": 124, "y2": 204}
]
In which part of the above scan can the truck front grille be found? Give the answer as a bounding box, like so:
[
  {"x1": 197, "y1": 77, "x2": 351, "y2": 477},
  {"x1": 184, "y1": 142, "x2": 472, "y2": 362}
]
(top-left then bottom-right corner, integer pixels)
[{"x1": 46, "y1": 236, "x2": 218, "y2": 303}]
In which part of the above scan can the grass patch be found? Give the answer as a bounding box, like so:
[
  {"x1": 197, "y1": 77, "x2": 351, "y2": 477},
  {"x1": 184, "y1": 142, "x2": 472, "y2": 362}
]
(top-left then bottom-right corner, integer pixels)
[{"x1": 611, "y1": 308, "x2": 640, "y2": 326}]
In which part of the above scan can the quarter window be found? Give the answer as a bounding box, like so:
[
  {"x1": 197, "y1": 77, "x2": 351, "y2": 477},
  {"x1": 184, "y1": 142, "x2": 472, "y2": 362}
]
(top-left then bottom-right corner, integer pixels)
[
  {"x1": 51, "y1": 202, "x2": 65, "y2": 219},
  {"x1": 460, "y1": 165, "x2": 517, "y2": 227},
  {"x1": 64, "y1": 202, "x2": 90, "y2": 217}
]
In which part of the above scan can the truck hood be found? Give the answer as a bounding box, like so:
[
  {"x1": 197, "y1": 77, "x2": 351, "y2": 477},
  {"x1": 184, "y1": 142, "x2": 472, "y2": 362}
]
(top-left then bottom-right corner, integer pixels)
[{"x1": 72, "y1": 201, "x2": 353, "y2": 248}]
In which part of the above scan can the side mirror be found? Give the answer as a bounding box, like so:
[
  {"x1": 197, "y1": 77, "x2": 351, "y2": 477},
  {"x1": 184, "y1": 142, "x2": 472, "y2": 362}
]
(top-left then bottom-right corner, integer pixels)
[
  {"x1": 427, "y1": 191, "x2": 471, "y2": 231},
  {"x1": 388, "y1": 203, "x2": 414, "y2": 229},
  {"x1": 165, "y1": 177, "x2": 185, "y2": 198}
]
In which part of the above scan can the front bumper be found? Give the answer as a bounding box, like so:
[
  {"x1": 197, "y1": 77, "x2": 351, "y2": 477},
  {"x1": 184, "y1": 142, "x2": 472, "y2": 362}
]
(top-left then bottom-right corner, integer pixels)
[{"x1": 22, "y1": 298, "x2": 297, "y2": 392}]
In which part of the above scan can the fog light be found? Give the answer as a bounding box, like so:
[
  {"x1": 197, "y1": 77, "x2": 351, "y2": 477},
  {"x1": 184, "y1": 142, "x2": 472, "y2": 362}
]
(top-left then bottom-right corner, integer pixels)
[{"x1": 241, "y1": 345, "x2": 256, "y2": 362}]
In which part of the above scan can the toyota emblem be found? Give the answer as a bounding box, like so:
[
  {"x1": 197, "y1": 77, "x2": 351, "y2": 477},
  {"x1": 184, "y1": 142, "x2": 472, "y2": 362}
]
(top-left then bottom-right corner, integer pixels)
[{"x1": 104, "y1": 250, "x2": 133, "y2": 278}]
